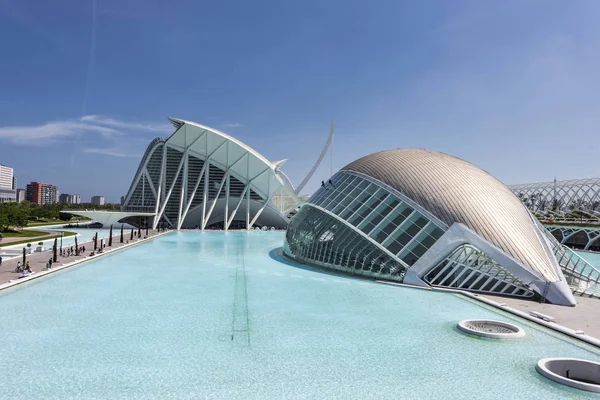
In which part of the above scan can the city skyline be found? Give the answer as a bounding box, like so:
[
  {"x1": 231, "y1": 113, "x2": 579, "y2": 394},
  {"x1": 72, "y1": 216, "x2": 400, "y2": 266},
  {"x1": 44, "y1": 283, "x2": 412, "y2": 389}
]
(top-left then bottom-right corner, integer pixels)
[{"x1": 1, "y1": 1, "x2": 600, "y2": 202}]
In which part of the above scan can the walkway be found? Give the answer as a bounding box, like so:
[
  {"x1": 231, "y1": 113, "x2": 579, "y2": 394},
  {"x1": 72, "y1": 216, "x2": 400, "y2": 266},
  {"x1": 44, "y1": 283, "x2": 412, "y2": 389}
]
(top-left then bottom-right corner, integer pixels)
[
  {"x1": 484, "y1": 294, "x2": 600, "y2": 339},
  {"x1": 0, "y1": 229, "x2": 167, "y2": 286}
]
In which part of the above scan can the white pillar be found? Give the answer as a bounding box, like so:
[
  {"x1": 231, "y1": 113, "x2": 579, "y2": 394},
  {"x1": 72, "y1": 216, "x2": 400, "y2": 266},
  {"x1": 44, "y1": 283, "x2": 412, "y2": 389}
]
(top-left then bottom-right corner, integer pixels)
[
  {"x1": 201, "y1": 160, "x2": 209, "y2": 230},
  {"x1": 177, "y1": 151, "x2": 189, "y2": 229},
  {"x1": 225, "y1": 171, "x2": 230, "y2": 231},
  {"x1": 246, "y1": 154, "x2": 251, "y2": 230},
  {"x1": 152, "y1": 144, "x2": 167, "y2": 229}
]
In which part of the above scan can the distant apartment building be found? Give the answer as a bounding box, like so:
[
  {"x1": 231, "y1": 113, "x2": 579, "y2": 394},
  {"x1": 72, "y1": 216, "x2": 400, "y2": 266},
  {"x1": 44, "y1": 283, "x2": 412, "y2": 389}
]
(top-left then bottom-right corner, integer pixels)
[
  {"x1": 25, "y1": 182, "x2": 59, "y2": 205},
  {"x1": 91, "y1": 196, "x2": 105, "y2": 205},
  {"x1": 16, "y1": 188, "x2": 26, "y2": 202},
  {"x1": 59, "y1": 193, "x2": 81, "y2": 204},
  {"x1": 0, "y1": 165, "x2": 16, "y2": 203}
]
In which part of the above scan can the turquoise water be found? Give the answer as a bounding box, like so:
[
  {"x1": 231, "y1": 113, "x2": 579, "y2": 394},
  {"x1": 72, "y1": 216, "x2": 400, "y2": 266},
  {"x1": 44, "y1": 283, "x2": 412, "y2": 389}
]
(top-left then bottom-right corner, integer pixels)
[
  {"x1": 0, "y1": 231, "x2": 599, "y2": 399},
  {"x1": 576, "y1": 250, "x2": 600, "y2": 269}
]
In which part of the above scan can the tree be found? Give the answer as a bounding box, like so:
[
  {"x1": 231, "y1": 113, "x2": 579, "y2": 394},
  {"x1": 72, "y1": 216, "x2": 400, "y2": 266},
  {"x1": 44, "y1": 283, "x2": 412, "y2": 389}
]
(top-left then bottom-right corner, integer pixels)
[
  {"x1": 108, "y1": 225, "x2": 113, "y2": 246},
  {"x1": 0, "y1": 212, "x2": 9, "y2": 231},
  {"x1": 11, "y1": 209, "x2": 29, "y2": 230},
  {"x1": 120, "y1": 225, "x2": 124, "y2": 243},
  {"x1": 75, "y1": 236, "x2": 79, "y2": 256},
  {"x1": 94, "y1": 233, "x2": 98, "y2": 251},
  {"x1": 53, "y1": 238, "x2": 58, "y2": 263},
  {"x1": 130, "y1": 229, "x2": 133, "y2": 240},
  {"x1": 59, "y1": 212, "x2": 72, "y2": 221}
]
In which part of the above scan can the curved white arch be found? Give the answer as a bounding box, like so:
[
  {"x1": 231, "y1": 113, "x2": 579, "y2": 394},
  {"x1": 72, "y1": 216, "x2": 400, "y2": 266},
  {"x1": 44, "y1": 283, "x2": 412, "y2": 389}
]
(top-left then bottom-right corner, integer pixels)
[{"x1": 295, "y1": 120, "x2": 334, "y2": 195}]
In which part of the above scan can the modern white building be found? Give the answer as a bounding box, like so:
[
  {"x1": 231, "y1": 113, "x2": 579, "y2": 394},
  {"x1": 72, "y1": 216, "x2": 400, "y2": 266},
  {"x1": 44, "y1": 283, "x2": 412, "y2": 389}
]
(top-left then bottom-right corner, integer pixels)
[
  {"x1": 60, "y1": 193, "x2": 81, "y2": 204},
  {"x1": 16, "y1": 189, "x2": 26, "y2": 202},
  {"x1": 91, "y1": 196, "x2": 105, "y2": 205},
  {"x1": 0, "y1": 165, "x2": 12, "y2": 189},
  {"x1": 0, "y1": 165, "x2": 16, "y2": 203},
  {"x1": 120, "y1": 118, "x2": 301, "y2": 230},
  {"x1": 283, "y1": 149, "x2": 588, "y2": 306}
]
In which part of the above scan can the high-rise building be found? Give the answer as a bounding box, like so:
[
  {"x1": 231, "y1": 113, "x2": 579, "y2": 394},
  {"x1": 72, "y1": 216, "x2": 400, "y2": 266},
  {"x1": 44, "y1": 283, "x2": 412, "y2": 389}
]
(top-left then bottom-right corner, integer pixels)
[
  {"x1": 59, "y1": 193, "x2": 81, "y2": 204},
  {"x1": 16, "y1": 188, "x2": 26, "y2": 202},
  {"x1": 0, "y1": 165, "x2": 13, "y2": 189},
  {"x1": 91, "y1": 196, "x2": 105, "y2": 205},
  {"x1": 25, "y1": 182, "x2": 59, "y2": 205},
  {"x1": 0, "y1": 165, "x2": 16, "y2": 203}
]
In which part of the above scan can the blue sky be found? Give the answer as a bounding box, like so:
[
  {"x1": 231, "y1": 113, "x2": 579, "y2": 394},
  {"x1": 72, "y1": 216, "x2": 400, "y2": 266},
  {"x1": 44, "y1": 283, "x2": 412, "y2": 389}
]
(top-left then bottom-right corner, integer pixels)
[{"x1": 1, "y1": 0, "x2": 599, "y2": 202}]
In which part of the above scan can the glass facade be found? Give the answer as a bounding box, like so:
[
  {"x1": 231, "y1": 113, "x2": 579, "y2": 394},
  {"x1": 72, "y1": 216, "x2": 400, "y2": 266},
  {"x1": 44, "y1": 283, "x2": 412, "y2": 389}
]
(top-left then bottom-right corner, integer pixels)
[{"x1": 284, "y1": 171, "x2": 446, "y2": 281}]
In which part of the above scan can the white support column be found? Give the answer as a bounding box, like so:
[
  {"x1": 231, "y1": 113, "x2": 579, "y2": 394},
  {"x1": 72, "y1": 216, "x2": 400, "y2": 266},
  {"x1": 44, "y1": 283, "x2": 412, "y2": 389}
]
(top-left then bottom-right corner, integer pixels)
[
  {"x1": 249, "y1": 177, "x2": 271, "y2": 229},
  {"x1": 227, "y1": 185, "x2": 249, "y2": 229},
  {"x1": 152, "y1": 144, "x2": 167, "y2": 229},
  {"x1": 155, "y1": 149, "x2": 186, "y2": 223},
  {"x1": 201, "y1": 160, "x2": 209, "y2": 230},
  {"x1": 246, "y1": 154, "x2": 251, "y2": 230},
  {"x1": 203, "y1": 172, "x2": 228, "y2": 230},
  {"x1": 177, "y1": 151, "x2": 189, "y2": 229},
  {"x1": 224, "y1": 170, "x2": 230, "y2": 230},
  {"x1": 179, "y1": 159, "x2": 209, "y2": 224}
]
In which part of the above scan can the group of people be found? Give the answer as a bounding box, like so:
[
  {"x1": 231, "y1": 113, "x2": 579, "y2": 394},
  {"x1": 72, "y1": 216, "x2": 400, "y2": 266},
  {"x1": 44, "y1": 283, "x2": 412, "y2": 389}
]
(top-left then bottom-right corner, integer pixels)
[
  {"x1": 60, "y1": 246, "x2": 86, "y2": 258},
  {"x1": 15, "y1": 260, "x2": 32, "y2": 276}
]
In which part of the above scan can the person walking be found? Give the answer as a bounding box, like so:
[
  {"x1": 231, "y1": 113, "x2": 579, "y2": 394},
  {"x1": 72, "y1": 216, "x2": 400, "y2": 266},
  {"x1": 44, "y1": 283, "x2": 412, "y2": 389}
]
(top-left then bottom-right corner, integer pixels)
[
  {"x1": 48, "y1": 258, "x2": 53, "y2": 269},
  {"x1": 0, "y1": 255, "x2": 3, "y2": 267}
]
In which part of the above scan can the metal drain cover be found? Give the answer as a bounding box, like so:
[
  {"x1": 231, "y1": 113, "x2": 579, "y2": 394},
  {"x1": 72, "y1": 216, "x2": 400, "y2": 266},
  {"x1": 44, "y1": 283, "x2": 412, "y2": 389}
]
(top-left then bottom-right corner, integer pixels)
[{"x1": 457, "y1": 319, "x2": 525, "y2": 339}]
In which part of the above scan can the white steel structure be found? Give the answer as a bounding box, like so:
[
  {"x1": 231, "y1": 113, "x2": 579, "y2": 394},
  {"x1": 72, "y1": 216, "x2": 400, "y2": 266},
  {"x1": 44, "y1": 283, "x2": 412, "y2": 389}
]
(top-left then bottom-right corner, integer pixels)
[
  {"x1": 284, "y1": 149, "x2": 578, "y2": 306},
  {"x1": 509, "y1": 178, "x2": 600, "y2": 213},
  {"x1": 547, "y1": 225, "x2": 600, "y2": 252},
  {"x1": 121, "y1": 118, "x2": 300, "y2": 230}
]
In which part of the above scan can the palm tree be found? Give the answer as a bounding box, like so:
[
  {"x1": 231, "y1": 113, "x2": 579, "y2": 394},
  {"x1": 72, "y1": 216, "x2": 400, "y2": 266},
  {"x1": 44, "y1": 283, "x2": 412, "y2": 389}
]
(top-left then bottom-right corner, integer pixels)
[
  {"x1": 120, "y1": 224, "x2": 124, "y2": 243},
  {"x1": 53, "y1": 237, "x2": 58, "y2": 262},
  {"x1": 108, "y1": 224, "x2": 113, "y2": 247},
  {"x1": 130, "y1": 228, "x2": 133, "y2": 241},
  {"x1": 75, "y1": 236, "x2": 79, "y2": 256}
]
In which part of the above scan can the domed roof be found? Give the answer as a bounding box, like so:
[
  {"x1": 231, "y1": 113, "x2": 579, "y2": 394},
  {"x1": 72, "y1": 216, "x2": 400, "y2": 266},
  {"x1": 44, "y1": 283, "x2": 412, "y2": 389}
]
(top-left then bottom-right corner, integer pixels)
[{"x1": 342, "y1": 149, "x2": 561, "y2": 282}]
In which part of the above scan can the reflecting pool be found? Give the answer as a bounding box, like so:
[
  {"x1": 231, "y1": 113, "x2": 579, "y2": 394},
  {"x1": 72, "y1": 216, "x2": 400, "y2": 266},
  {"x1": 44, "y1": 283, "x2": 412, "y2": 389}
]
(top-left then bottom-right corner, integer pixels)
[{"x1": 0, "y1": 232, "x2": 598, "y2": 399}]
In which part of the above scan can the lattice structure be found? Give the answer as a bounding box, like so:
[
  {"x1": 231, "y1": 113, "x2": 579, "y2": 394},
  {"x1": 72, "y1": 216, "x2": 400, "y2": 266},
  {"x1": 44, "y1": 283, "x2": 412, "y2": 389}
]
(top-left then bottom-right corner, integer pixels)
[
  {"x1": 547, "y1": 225, "x2": 600, "y2": 252},
  {"x1": 537, "y1": 223, "x2": 600, "y2": 298},
  {"x1": 423, "y1": 245, "x2": 535, "y2": 298},
  {"x1": 509, "y1": 178, "x2": 600, "y2": 213}
]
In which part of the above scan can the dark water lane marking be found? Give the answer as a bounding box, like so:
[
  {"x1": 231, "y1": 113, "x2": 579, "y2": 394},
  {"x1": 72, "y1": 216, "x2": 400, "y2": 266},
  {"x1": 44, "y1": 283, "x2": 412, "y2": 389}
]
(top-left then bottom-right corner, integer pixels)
[{"x1": 231, "y1": 234, "x2": 250, "y2": 345}]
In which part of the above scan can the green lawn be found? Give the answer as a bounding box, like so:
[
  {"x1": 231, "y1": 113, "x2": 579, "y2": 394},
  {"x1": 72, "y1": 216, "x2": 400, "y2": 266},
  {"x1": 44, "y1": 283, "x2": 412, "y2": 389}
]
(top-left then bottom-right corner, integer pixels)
[
  {"x1": 0, "y1": 229, "x2": 49, "y2": 238},
  {"x1": 0, "y1": 231, "x2": 77, "y2": 248},
  {"x1": 25, "y1": 219, "x2": 69, "y2": 227}
]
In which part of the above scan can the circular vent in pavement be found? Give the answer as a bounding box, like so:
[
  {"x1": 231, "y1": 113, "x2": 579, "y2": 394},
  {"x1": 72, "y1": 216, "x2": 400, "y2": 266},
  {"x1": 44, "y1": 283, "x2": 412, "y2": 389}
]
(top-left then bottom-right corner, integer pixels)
[{"x1": 457, "y1": 319, "x2": 525, "y2": 339}]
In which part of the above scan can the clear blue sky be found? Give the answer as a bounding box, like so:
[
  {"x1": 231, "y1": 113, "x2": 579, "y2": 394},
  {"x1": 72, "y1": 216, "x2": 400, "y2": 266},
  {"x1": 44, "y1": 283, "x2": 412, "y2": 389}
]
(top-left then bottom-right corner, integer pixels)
[{"x1": 1, "y1": 0, "x2": 599, "y2": 203}]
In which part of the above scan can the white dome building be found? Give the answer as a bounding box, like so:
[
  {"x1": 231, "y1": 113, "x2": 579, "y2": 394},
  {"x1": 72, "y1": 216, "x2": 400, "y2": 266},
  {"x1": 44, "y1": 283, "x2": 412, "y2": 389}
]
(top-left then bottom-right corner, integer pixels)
[{"x1": 284, "y1": 149, "x2": 576, "y2": 306}]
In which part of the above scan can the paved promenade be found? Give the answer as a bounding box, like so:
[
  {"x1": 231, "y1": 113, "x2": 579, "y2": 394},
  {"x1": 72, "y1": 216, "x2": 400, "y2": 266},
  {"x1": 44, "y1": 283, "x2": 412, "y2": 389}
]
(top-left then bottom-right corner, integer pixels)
[
  {"x1": 484, "y1": 294, "x2": 600, "y2": 340},
  {"x1": 0, "y1": 229, "x2": 168, "y2": 287}
]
